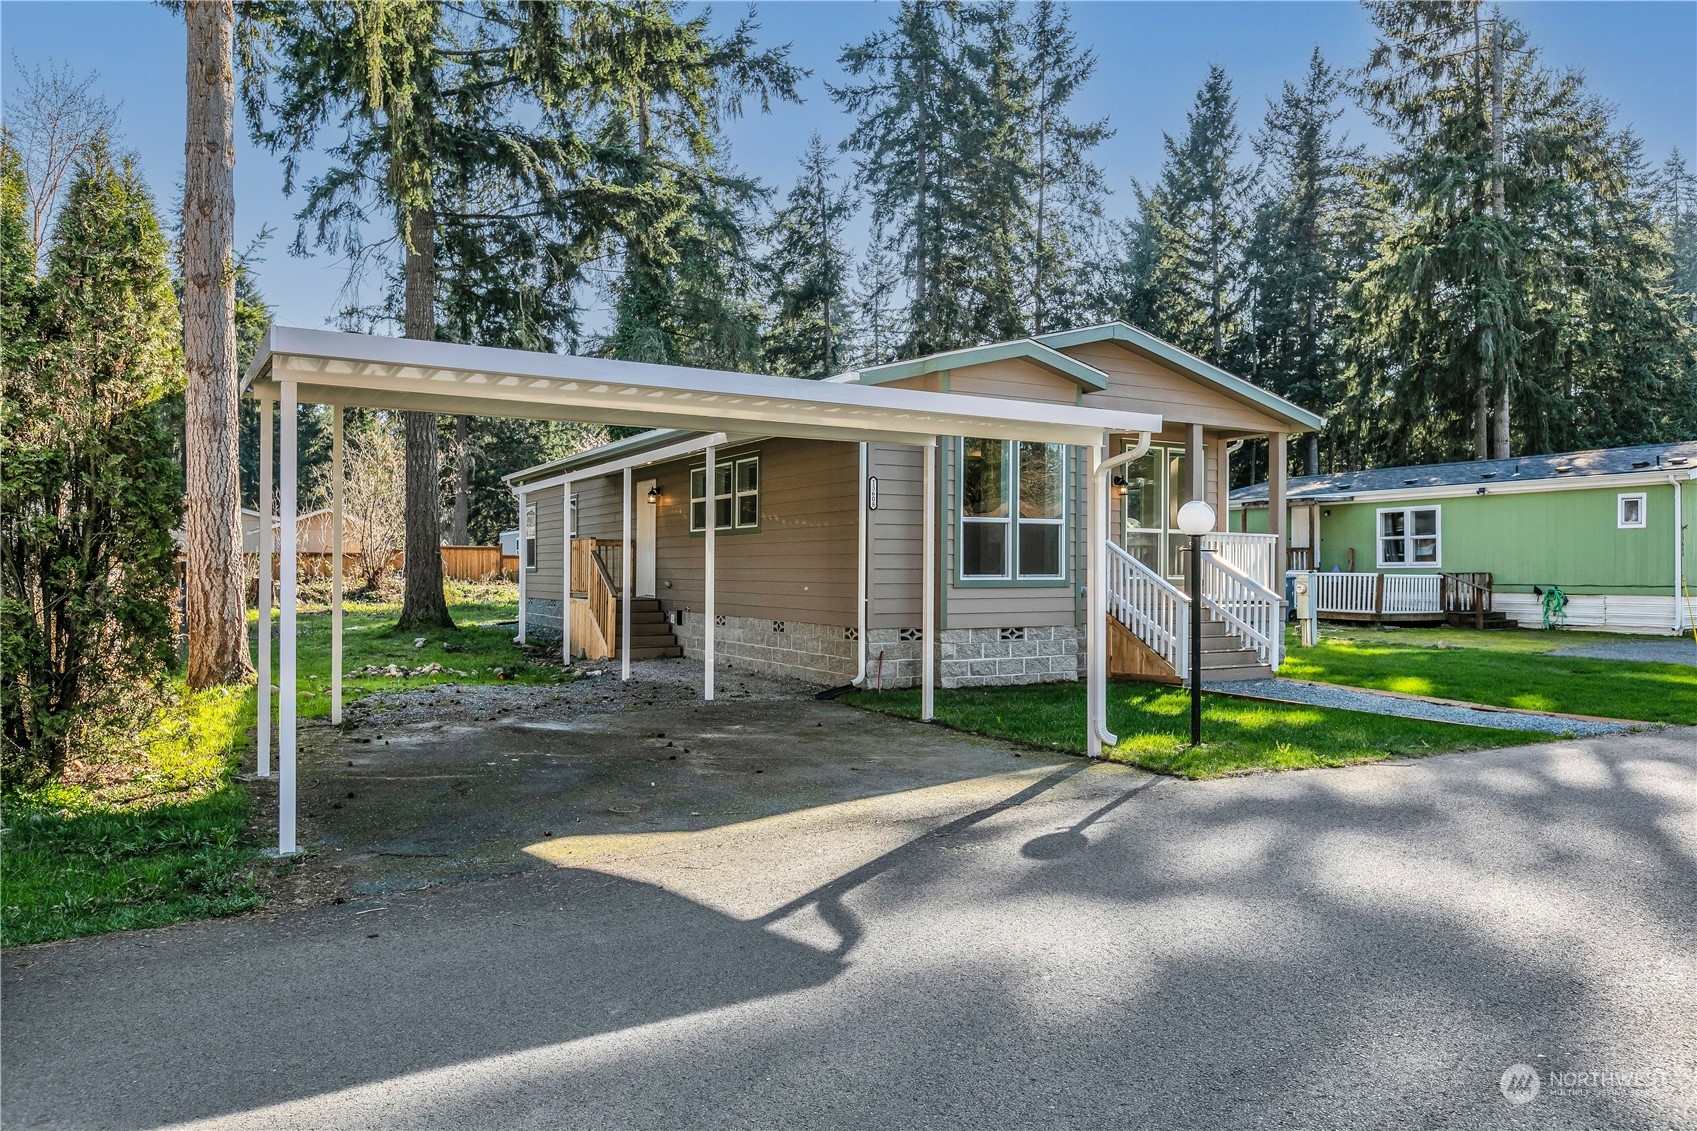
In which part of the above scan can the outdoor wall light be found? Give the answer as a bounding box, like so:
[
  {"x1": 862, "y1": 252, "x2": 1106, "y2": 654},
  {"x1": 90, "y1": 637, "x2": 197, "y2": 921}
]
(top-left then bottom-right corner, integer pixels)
[
  {"x1": 1175, "y1": 500, "x2": 1216, "y2": 749},
  {"x1": 1112, "y1": 474, "x2": 1128, "y2": 496},
  {"x1": 647, "y1": 484, "x2": 661, "y2": 504}
]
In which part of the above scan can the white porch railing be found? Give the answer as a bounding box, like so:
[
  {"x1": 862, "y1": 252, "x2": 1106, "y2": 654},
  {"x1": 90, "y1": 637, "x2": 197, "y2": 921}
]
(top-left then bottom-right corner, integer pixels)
[
  {"x1": 1106, "y1": 541, "x2": 1190, "y2": 680},
  {"x1": 1200, "y1": 553, "x2": 1284, "y2": 669},
  {"x1": 1310, "y1": 571, "x2": 1443, "y2": 616},
  {"x1": 1203, "y1": 532, "x2": 1279, "y2": 590}
]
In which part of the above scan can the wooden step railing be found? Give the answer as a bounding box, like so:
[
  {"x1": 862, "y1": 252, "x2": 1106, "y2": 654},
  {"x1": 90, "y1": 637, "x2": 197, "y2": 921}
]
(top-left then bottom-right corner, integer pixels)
[{"x1": 1441, "y1": 571, "x2": 1494, "y2": 628}]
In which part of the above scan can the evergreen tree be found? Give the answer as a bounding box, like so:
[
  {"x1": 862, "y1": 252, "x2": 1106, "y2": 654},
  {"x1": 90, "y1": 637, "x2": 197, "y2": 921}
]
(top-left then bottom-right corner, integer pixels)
[
  {"x1": 0, "y1": 141, "x2": 184, "y2": 783},
  {"x1": 853, "y1": 230, "x2": 905, "y2": 367},
  {"x1": 762, "y1": 134, "x2": 856, "y2": 379},
  {"x1": 1021, "y1": 0, "x2": 1111, "y2": 333},
  {"x1": 1106, "y1": 65, "x2": 1256, "y2": 367},
  {"x1": 1242, "y1": 47, "x2": 1366, "y2": 469}
]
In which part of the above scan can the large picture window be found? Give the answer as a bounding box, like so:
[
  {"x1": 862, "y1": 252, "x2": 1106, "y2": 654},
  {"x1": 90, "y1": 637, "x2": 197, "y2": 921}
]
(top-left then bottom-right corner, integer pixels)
[
  {"x1": 959, "y1": 438, "x2": 1067, "y2": 581},
  {"x1": 690, "y1": 455, "x2": 760, "y2": 532},
  {"x1": 1377, "y1": 506, "x2": 1440, "y2": 568}
]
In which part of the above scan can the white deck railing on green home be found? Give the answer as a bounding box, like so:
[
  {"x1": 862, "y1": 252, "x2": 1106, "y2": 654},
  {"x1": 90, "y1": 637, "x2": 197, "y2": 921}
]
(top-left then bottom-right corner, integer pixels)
[{"x1": 1310, "y1": 571, "x2": 1443, "y2": 616}]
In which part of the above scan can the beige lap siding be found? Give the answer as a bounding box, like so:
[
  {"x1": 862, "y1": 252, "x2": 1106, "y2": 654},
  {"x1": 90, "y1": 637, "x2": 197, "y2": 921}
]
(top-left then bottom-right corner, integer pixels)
[
  {"x1": 523, "y1": 483, "x2": 568, "y2": 602},
  {"x1": 867, "y1": 442, "x2": 923, "y2": 630}
]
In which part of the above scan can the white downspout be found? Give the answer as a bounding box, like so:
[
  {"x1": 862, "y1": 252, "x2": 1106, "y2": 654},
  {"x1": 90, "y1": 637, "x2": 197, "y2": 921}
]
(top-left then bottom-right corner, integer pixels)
[
  {"x1": 1672, "y1": 473, "x2": 1687, "y2": 634},
  {"x1": 513, "y1": 487, "x2": 527, "y2": 643},
  {"x1": 1087, "y1": 431, "x2": 1153, "y2": 755},
  {"x1": 853, "y1": 441, "x2": 869, "y2": 686}
]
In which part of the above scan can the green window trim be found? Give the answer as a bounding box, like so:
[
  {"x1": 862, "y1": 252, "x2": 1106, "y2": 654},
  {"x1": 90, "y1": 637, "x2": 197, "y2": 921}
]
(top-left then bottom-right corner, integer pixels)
[{"x1": 957, "y1": 438, "x2": 1069, "y2": 583}]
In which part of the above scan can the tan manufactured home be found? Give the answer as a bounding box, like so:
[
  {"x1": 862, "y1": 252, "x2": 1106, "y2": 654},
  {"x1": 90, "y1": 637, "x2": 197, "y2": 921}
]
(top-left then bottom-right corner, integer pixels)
[{"x1": 505, "y1": 322, "x2": 1322, "y2": 689}]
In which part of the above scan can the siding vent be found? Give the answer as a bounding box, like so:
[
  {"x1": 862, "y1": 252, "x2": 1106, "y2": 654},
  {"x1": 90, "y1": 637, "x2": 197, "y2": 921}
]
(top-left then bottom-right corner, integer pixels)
[
  {"x1": 998, "y1": 627, "x2": 1028, "y2": 642},
  {"x1": 898, "y1": 628, "x2": 923, "y2": 642},
  {"x1": 844, "y1": 627, "x2": 859, "y2": 642},
  {"x1": 715, "y1": 615, "x2": 727, "y2": 627}
]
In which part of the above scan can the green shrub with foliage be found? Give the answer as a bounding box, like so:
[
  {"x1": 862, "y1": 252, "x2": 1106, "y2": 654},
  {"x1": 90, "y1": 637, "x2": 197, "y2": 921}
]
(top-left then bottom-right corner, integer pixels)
[{"x1": 0, "y1": 138, "x2": 185, "y2": 787}]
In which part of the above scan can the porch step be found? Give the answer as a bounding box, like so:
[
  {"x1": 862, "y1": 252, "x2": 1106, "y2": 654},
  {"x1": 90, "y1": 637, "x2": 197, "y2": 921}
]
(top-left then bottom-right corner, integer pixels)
[
  {"x1": 613, "y1": 597, "x2": 682, "y2": 659},
  {"x1": 1445, "y1": 611, "x2": 1520, "y2": 629}
]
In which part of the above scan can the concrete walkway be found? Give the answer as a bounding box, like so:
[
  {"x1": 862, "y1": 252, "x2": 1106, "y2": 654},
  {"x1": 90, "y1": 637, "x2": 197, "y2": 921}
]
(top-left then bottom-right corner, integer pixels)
[
  {"x1": 4, "y1": 725, "x2": 1694, "y2": 1130},
  {"x1": 1203, "y1": 677, "x2": 1635, "y2": 736}
]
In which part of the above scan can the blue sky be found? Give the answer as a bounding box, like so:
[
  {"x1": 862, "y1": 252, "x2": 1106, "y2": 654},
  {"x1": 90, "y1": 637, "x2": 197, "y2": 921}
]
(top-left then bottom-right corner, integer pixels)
[{"x1": 5, "y1": 0, "x2": 1694, "y2": 336}]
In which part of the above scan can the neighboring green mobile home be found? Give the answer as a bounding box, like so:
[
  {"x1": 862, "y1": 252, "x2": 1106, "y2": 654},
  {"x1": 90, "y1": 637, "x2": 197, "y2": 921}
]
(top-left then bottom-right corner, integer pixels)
[{"x1": 1232, "y1": 441, "x2": 1697, "y2": 634}]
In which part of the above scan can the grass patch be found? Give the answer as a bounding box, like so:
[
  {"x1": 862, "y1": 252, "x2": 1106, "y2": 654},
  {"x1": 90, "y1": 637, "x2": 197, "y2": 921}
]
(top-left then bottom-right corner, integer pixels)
[
  {"x1": 2, "y1": 583, "x2": 538, "y2": 948},
  {"x1": 1281, "y1": 625, "x2": 1697, "y2": 724},
  {"x1": 846, "y1": 682, "x2": 1543, "y2": 779}
]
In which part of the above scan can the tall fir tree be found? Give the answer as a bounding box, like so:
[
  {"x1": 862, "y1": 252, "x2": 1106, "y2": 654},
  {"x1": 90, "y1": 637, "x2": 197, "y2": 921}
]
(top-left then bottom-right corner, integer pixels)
[
  {"x1": 853, "y1": 229, "x2": 905, "y2": 366},
  {"x1": 1021, "y1": 0, "x2": 1111, "y2": 333},
  {"x1": 762, "y1": 134, "x2": 856, "y2": 379},
  {"x1": 1242, "y1": 47, "x2": 1366, "y2": 471},
  {"x1": 1107, "y1": 65, "x2": 1256, "y2": 367}
]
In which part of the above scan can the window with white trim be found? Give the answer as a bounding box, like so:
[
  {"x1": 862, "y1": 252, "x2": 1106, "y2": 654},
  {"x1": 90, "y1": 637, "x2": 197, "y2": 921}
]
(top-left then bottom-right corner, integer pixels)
[
  {"x1": 523, "y1": 502, "x2": 537, "y2": 570},
  {"x1": 1618, "y1": 492, "x2": 1646, "y2": 529},
  {"x1": 690, "y1": 455, "x2": 759, "y2": 532},
  {"x1": 1377, "y1": 506, "x2": 1440, "y2": 568},
  {"x1": 959, "y1": 438, "x2": 1068, "y2": 580}
]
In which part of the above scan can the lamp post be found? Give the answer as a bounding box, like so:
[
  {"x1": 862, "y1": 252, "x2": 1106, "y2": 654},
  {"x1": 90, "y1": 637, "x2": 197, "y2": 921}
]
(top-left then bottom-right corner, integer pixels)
[{"x1": 1176, "y1": 500, "x2": 1216, "y2": 747}]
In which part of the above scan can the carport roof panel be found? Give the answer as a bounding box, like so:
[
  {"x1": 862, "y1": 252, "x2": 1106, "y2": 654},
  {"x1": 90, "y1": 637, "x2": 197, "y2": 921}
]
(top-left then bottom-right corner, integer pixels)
[{"x1": 244, "y1": 328, "x2": 1161, "y2": 447}]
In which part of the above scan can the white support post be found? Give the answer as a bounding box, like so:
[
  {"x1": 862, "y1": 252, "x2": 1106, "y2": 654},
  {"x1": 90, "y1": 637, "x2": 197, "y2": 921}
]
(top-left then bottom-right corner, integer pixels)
[
  {"x1": 921, "y1": 439, "x2": 936, "y2": 721},
  {"x1": 704, "y1": 444, "x2": 716, "y2": 702},
  {"x1": 855, "y1": 442, "x2": 869, "y2": 685},
  {"x1": 1086, "y1": 442, "x2": 1104, "y2": 758},
  {"x1": 515, "y1": 489, "x2": 527, "y2": 643},
  {"x1": 621, "y1": 466, "x2": 633, "y2": 681},
  {"x1": 562, "y1": 480, "x2": 572, "y2": 664},
  {"x1": 278, "y1": 381, "x2": 299, "y2": 855},
  {"x1": 256, "y1": 398, "x2": 273, "y2": 778},
  {"x1": 330, "y1": 407, "x2": 344, "y2": 726}
]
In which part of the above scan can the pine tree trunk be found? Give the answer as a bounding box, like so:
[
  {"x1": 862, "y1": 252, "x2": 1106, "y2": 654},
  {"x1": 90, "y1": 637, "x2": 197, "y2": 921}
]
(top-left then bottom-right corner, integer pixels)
[
  {"x1": 398, "y1": 204, "x2": 453, "y2": 630},
  {"x1": 1474, "y1": 379, "x2": 1490, "y2": 460},
  {"x1": 1492, "y1": 384, "x2": 1511, "y2": 460},
  {"x1": 182, "y1": 0, "x2": 254, "y2": 688},
  {"x1": 450, "y1": 413, "x2": 469, "y2": 544}
]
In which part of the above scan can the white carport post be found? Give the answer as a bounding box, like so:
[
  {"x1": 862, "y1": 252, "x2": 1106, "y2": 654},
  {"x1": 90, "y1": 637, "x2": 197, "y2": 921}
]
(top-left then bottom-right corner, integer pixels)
[
  {"x1": 1086, "y1": 441, "x2": 1104, "y2": 758},
  {"x1": 561, "y1": 479, "x2": 572, "y2": 664},
  {"x1": 921, "y1": 439, "x2": 936, "y2": 721},
  {"x1": 704, "y1": 443, "x2": 716, "y2": 701},
  {"x1": 330, "y1": 408, "x2": 343, "y2": 726},
  {"x1": 277, "y1": 379, "x2": 299, "y2": 855},
  {"x1": 621, "y1": 466, "x2": 633, "y2": 681},
  {"x1": 256, "y1": 398, "x2": 273, "y2": 777},
  {"x1": 515, "y1": 488, "x2": 527, "y2": 643}
]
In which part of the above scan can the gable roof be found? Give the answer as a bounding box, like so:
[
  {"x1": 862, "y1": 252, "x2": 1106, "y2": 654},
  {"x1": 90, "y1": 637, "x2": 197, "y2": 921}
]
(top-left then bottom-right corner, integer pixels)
[
  {"x1": 1232, "y1": 439, "x2": 1697, "y2": 504},
  {"x1": 1034, "y1": 322, "x2": 1325, "y2": 432},
  {"x1": 853, "y1": 339, "x2": 1109, "y2": 391}
]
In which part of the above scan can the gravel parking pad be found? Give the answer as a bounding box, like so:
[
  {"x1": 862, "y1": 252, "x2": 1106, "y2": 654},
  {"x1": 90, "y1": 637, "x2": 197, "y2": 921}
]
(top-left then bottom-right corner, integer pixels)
[
  {"x1": 1204, "y1": 677, "x2": 1634, "y2": 736},
  {"x1": 1549, "y1": 638, "x2": 1697, "y2": 666}
]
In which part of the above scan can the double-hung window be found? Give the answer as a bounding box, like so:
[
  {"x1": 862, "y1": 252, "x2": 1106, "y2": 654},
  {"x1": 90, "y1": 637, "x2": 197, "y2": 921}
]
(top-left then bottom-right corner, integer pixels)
[
  {"x1": 960, "y1": 438, "x2": 1067, "y2": 581},
  {"x1": 690, "y1": 454, "x2": 760, "y2": 532},
  {"x1": 523, "y1": 502, "x2": 537, "y2": 570},
  {"x1": 1377, "y1": 506, "x2": 1440, "y2": 568}
]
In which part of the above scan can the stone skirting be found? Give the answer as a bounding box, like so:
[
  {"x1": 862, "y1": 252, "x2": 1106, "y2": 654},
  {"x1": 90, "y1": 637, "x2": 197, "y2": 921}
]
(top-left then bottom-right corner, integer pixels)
[
  {"x1": 863, "y1": 625, "x2": 1080, "y2": 689},
  {"x1": 673, "y1": 612, "x2": 858, "y2": 686},
  {"x1": 521, "y1": 596, "x2": 564, "y2": 642}
]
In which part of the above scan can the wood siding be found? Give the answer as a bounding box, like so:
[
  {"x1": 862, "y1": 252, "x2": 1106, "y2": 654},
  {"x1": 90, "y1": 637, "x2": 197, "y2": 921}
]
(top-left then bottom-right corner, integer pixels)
[
  {"x1": 1065, "y1": 341, "x2": 1292, "y2": 433},
  {"x1": 868, "y1": 442, "x2": 922, "y2": 629}
]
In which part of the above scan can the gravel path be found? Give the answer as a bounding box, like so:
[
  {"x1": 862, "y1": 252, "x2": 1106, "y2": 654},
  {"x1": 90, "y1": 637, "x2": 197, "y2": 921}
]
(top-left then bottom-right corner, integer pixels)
[
  {"x1": 1550, "y1": 638, "x2": 1697, "y2": 666},
  {"x1": 1204, "y1": 677, "x2": 1634, "y2": 735}
]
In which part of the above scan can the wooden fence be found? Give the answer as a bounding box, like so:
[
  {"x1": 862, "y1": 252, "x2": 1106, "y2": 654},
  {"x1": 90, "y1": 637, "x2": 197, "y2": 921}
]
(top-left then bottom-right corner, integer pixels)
[{"x1": 246, "y1": 546, "x2": 519, "y2": 585}]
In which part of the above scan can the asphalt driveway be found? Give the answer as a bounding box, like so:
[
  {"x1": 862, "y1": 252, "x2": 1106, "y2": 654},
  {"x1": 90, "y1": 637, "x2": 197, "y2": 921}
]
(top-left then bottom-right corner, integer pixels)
[{"x1": 3, "y1": 715, "x2": 1693, "y2": 1130}]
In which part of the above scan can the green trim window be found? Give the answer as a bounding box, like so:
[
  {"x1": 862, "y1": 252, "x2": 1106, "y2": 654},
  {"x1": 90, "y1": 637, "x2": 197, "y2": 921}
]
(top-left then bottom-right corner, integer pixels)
[
  {"x1": 959, "y1": 438, "x2": 1067, "y2": 581},
  {"x1": 1377, "y1": 505, "x2": 1440, "y2": 567},
  {"x1": 1118, "y1": 441, "x2": 1189, "y2": 579},
  {"x1": 690, "y1": 455, "x2": 760, "y2": 532}
]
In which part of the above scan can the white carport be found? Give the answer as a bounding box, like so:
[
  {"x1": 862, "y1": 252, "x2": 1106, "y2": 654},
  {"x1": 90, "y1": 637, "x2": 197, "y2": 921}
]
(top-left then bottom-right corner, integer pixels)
[{"x1": 243, "y1": 327, "x2": 1160, "y2": 855}]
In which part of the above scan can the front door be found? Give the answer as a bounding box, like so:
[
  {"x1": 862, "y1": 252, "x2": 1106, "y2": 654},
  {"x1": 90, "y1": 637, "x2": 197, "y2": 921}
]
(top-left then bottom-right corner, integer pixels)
[{"x1": 635, "y1": 478, "x2": 658, "y2": 597}]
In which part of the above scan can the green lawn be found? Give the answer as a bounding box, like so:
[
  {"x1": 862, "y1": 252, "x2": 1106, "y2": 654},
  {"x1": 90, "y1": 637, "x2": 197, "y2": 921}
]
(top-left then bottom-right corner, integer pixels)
[
  {"x1": 1281, "y1": 625, "x2": 1697, "y2": 724},
  {"x1": 846, "y1": 682, "x2": 1543, "y2": 779},
  {"x1": 2, "y1": 584, "x2": 538, "y2": 949}
]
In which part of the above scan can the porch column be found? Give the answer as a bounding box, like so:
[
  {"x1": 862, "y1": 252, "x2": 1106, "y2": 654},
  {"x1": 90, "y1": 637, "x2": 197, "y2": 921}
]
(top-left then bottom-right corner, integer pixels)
[
  {"x1": 704, "y1": 444, "x2": 716, "y2": 701},
  {"x1": 256, "y1": 398, "x2": 273, "y2": 778},
  {"x1": 330, "y1": 407, "x2": 343, "y2": 726},
  {"x1": 1186, "y1": 423, "x2": 1206, "y2": 503},
  {"x1": 561, "y1": 480, "x2": 572, "y2": 664},
  {"x1": 1268, "y1": 432, "x2": 1288, "y2": 585},
  {"x1": 278, "y1": 379, "x2": 299, "y2": 856},
  {"x1": 1086, "y1": 441, "x2": 1104, "y2": 758},
  {"x1": 1213, "y1": 438, "x2": 1231, "y2": 530},
  {"x1": 921, "y1": 439, "x2": 936, "y2": 721},
  {"x1": 515, "y1": 489, "x2": 527, "y2": 643},
  {"x1": 621, "y1": 467, "x2": 633, "y2": 681}
]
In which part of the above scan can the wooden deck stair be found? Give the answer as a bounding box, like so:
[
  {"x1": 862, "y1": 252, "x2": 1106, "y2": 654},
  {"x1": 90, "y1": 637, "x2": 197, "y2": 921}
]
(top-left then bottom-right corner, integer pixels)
[{"x1": 617, "y1": 597, "x2": 683, "y2": 660}]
